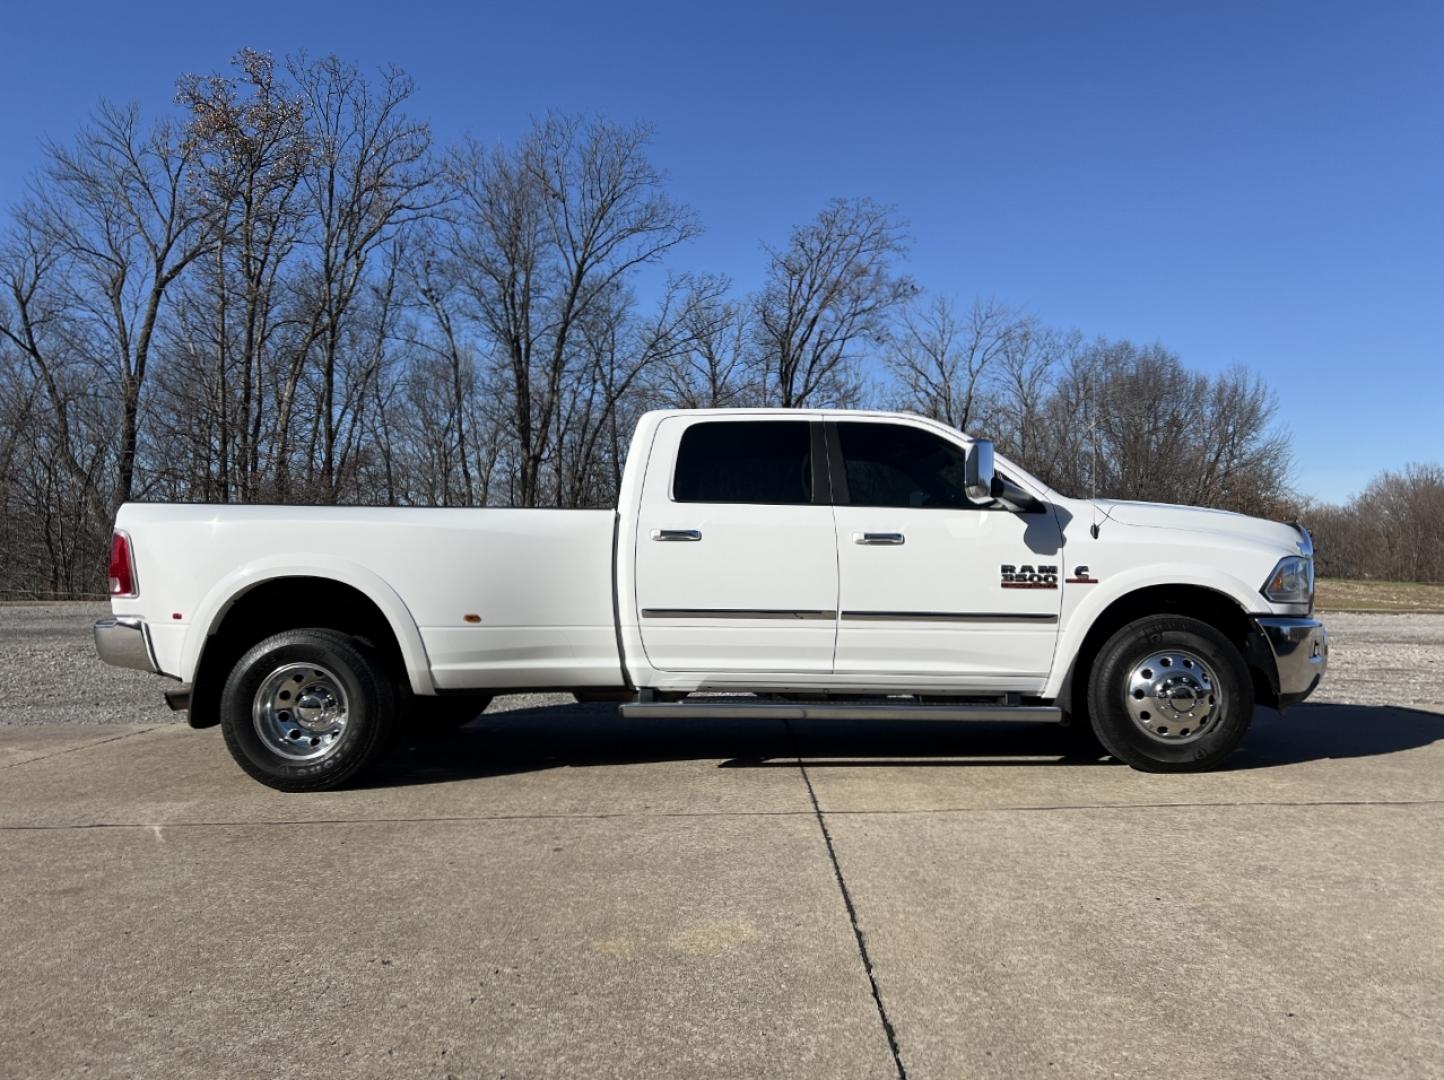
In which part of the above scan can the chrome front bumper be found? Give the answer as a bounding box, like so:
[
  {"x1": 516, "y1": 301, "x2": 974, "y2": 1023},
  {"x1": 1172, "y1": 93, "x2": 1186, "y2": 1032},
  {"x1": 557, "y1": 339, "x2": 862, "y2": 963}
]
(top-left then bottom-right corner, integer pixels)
[
  {"x1": 1254, "y1": 616, "x2": 1328, "y2": 708},
  {"x1": 94, "y1": 617, "x2": 159, "y2": 674}
]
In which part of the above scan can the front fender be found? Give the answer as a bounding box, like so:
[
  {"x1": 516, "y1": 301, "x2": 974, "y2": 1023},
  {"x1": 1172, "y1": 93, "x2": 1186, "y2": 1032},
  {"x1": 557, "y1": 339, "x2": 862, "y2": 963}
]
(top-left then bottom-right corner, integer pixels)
[{"x1": 1044, "y1": 563, "x2": 1264, "y2": 700}]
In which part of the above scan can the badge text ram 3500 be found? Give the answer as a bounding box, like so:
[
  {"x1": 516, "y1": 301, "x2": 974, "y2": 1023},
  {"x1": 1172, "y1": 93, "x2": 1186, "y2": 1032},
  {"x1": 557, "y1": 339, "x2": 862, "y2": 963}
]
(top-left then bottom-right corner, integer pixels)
[{"x1": 95, "y1": 409, "x2": 1328, "y2": 790}]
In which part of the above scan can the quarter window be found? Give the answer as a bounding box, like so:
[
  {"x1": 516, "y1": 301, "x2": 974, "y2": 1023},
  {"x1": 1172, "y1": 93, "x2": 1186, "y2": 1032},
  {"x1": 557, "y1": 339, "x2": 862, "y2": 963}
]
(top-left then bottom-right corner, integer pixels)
[
  {"x1": 673, "y1": 421, "x2": 814, "y2": 504},
  {"x1": 836, "y1": 422, "x2": 976, "y2": 509}
]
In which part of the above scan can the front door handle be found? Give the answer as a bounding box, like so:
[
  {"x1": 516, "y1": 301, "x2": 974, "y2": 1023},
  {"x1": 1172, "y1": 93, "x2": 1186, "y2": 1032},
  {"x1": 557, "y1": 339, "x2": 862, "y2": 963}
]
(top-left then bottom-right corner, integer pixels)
[
  {"x1": 653, "y1": 529, "x2": 702, "y2": 542},
  {"x1": 854, "y1": 532, "x2": 905, "y2": 545}
]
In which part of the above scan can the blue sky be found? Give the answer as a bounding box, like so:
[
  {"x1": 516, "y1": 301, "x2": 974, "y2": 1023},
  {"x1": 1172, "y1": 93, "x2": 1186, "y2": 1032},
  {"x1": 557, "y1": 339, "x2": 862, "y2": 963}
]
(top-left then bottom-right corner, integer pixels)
[{"x1": 2, "y1": 0, "x2": 1439, "y2": 502}]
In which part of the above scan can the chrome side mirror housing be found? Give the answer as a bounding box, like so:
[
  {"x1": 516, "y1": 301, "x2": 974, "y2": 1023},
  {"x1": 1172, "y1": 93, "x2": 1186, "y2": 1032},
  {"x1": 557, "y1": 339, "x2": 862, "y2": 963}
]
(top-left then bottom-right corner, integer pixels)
[{"x1": 964, "y1": 439, "x2": 995, "y2": 501}]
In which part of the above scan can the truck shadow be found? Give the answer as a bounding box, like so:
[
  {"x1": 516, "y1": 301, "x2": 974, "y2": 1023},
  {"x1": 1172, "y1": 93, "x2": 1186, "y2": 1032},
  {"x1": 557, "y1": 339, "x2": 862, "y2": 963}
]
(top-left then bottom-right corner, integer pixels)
[{"x1": 366, "y1": 701, "x2": 1444, "y2": 787}]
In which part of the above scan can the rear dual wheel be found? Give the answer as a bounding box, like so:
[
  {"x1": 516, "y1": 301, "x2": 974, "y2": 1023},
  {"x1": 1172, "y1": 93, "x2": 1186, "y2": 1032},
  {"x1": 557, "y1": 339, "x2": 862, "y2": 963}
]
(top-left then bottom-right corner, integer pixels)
[{"x1": 220, "y1": 629, "x2": 395, "y2": 792}]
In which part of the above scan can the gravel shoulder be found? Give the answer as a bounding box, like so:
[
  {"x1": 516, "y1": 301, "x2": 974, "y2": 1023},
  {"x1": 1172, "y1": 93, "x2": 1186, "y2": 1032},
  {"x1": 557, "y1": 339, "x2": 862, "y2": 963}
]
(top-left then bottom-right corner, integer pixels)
[
  {"x1": 2, "y1": 602, "x2": 1439, "y2": 725},
  {"x1": 1308, "y1": 611, "x2": 1444, "y2": 707},
  {"x1": 0, "y1": 602, "x2": 580, "y2": 726}
]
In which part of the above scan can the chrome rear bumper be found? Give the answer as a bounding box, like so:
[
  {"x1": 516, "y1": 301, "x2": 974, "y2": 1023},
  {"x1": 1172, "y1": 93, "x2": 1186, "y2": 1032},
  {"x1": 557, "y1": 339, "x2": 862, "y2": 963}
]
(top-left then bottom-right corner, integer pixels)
[
  {"x1": 1254, "y1": 616, "x2": 1328, "y2": 708},
  {"x1": 94, "y1": 617, "x2": 159, "y2": 674}
]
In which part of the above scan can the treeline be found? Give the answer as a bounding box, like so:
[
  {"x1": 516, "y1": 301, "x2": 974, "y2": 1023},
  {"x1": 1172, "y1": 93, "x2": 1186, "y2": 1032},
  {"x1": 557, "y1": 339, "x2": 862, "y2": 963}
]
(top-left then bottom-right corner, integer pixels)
[
  {"x1": 0, "y1": 49, "x2": 1342, "y2": 598},
  {"x1": 1306, "y1": 465, "x2": 1444, "y2": 583}
]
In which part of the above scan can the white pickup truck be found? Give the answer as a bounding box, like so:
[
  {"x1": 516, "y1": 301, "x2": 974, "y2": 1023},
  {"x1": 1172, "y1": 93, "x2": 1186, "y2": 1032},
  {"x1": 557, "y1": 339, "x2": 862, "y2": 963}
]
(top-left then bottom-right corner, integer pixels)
[{"x1": 95, "y1": 408, "x2": 1327, "y2": 790}]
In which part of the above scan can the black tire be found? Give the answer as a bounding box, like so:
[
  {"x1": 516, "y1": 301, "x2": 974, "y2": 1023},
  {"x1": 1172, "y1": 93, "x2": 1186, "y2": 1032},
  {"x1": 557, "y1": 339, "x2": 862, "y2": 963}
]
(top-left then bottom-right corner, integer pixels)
[
  {"x1": 219, "y1": 628, "x2": 396, "y2": 792},
  {"x1": 1087, "y1": 615, "x2": 1253, "y2": 772},
  {"x1": 411, "y1": 694, "x2": 493, "y2": 733}
]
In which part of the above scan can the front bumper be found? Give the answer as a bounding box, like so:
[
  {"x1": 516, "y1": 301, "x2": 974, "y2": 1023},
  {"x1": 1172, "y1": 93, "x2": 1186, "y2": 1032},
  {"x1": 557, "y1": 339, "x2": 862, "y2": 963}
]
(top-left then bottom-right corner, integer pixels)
[
  {"x1": 1254, "y1": 616, "x2": 1328, "y2": 708},
  {"x1": 94, "y1": 617, "x2": 159, "y2": 674}
]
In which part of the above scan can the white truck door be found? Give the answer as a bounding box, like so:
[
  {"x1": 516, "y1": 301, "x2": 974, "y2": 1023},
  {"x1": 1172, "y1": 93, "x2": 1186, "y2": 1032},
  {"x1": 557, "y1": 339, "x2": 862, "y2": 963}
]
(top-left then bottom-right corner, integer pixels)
[
  {"x1": 829, "y1": 419, "x2": 1062, "y2": 680},
  {"x1": 634, "y1": 416, "x2": 838, "y2": 673}
]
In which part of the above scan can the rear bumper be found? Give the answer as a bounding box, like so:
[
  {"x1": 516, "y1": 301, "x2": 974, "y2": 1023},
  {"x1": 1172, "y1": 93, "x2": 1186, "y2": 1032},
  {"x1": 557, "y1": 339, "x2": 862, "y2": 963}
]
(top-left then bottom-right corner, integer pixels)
[
  {"x1": 1254, "y1": 616, "x2": 1328, "y2": 709},
  {"x1": 93, "y1": 617, "x2": 159, "y2": 674}
]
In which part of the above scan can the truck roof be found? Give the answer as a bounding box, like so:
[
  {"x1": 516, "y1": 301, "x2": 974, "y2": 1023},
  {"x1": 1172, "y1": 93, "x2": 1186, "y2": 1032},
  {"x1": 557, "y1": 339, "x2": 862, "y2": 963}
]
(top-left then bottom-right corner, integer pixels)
[{"x1": 637, "y1": 407, "x2": 979, "y2": 440}]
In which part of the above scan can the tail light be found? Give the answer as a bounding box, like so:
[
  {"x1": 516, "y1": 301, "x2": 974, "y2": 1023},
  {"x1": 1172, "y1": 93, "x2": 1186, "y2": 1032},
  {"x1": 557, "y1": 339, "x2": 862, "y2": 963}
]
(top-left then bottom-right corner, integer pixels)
[{"x1": 108, "y1": 531, "x2": 138, "y2": 598}]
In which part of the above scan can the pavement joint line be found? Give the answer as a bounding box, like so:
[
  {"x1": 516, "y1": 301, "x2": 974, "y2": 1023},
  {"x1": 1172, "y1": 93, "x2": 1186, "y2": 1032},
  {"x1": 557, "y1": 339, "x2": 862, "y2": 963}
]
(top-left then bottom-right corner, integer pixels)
[
  {"x1": 787, "y1": 720, "x2": 909, "y2": 1080},
  {"x1": 0, "y1": 809, "x2": 813, "y2": 831},
  {"x1": 0, "y1": 726, "x2": 161, "y2": 770},
  {"x1": 829, "y1": 797, "x2": 1444, "y2": 815},
  {"x1": 1, "y1": 797, "x2": 1441, "y2": 834}
]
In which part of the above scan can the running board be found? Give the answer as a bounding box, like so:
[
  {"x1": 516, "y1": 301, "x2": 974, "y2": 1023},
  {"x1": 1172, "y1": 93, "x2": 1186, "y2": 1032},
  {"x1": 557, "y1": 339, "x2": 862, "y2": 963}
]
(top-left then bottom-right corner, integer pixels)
[{"x1": 619, "y1": 701, "x2": 1064, "y2": 724}]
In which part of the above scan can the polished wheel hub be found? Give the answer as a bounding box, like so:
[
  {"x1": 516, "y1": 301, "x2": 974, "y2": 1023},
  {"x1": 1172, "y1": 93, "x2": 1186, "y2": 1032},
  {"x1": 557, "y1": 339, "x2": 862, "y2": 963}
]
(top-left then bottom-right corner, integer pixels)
[
  {"x1": 1124, "y1": 650, "x2": 1222, "y2": 744},
  {"x1": 253, "y1": 662, "x2": 349, "y2": 761}
]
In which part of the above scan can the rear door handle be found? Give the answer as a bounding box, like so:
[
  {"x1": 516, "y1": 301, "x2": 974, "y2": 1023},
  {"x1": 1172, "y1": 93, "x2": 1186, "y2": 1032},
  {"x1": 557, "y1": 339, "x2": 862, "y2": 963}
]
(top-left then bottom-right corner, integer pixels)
[
  {"x1": 854, "y1": 532, "x2": 905, "y2": 545},
  {"x1": 652, "y1": 529, "x2": 702, "y2": 542}
]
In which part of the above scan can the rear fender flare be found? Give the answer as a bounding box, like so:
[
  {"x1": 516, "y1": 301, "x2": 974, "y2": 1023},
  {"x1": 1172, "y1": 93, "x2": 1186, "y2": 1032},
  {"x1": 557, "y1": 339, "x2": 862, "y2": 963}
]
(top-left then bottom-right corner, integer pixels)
[{"x1": 180, "y1": 555, "x2": 433, "y2": 696}]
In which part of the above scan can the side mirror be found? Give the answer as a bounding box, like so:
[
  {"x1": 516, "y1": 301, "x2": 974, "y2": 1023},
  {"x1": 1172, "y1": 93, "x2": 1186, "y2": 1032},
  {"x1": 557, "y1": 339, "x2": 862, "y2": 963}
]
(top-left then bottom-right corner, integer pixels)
[{"x1": 964, "y1": 439, "x2": 995, "y2": 501}]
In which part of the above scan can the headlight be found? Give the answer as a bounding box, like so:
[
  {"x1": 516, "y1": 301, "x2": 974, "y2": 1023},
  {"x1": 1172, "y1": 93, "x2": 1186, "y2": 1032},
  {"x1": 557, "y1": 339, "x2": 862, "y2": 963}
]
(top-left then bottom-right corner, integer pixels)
[{"x1": 1262, "y1": 556, "x2": 1314, "y2": 605}]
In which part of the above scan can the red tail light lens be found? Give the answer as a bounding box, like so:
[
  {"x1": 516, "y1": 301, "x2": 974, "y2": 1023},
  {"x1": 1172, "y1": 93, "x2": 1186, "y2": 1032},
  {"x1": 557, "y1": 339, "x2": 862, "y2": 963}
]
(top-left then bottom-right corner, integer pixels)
[{"x1": 108, "y1": 531, "x2": 138, "y2": 598}]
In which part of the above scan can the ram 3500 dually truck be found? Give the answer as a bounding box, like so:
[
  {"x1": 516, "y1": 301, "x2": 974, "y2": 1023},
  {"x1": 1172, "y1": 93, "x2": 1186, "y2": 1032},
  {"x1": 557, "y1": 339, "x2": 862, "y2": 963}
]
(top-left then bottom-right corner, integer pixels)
[{"x1": 95, "y1": 409, "x2": 1327, "y2": 790}]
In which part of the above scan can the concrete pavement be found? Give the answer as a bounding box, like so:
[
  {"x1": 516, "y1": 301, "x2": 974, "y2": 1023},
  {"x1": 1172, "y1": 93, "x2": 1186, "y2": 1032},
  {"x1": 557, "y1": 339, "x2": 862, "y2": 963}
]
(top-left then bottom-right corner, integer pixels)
[{"x1": 3, "y1": 703, "x2": 1443, "y2": 1079}]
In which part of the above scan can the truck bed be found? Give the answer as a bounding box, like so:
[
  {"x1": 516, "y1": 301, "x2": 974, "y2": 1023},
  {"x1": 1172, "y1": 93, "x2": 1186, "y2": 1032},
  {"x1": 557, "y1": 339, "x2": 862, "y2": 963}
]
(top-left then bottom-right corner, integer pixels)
[{"x1": 112, "y1": 504, "x2": 623, "y2": 691}]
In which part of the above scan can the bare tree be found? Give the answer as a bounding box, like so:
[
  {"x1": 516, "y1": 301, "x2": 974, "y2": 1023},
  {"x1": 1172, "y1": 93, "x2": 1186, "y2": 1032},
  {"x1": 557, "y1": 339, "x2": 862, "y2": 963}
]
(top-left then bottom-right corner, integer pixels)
[
  {"x1": 174, "y1": 48, "x2": 308, "y2": 501},
  {"x1": 754, "y1": 197, "x2": 914, "y2": 408},
  {"x1": 985, "y1": 321, "x2": 1078, "y2": 477},
  {"x1": 405, "y1": 230, "x2": 478, "y2": 504},
  {"x1": 446, "y1": 115, "x2": 699, "y2": 506},
  {"x1": 651, "y1": 275, "x2": 756, "y2": 409},
  {"x1": 27, "y1": 103, "x2": 213, "y2": 509},
  {"x1": 989, "y1": 339, "x2": 1294, "y2": 515},
  {"x1": 1319, "y1": 464, "x2": 1444, "y2": 581},
  {"x1": 282, "y1": 53, "x2": 437, "y2": 500},
  {"x1": 886, "y1": 296, "x2": 1021, "y2": 429},
  {"x1": 1306, "y1": 501, "x2": 1375, "y2": 580},
  {"x1": 554, "y1": 275, "x2": 713, "y2": 505},
  {"x1": 0, "y1": 224, "x2": 117, "y2": 594},
  {"x1": 1189, "y1": 366, "x2": 1293, "y2": 515},
  {"x1": 0, "y1": 221, "x2": 108, "y2": 526}
]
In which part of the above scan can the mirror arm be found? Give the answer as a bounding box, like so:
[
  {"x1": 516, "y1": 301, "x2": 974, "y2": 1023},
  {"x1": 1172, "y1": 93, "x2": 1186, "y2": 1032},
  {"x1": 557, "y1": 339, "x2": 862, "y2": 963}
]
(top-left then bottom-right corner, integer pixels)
[{"x1": 991, "y1": 476, "x2": 1045, "y2": 514}]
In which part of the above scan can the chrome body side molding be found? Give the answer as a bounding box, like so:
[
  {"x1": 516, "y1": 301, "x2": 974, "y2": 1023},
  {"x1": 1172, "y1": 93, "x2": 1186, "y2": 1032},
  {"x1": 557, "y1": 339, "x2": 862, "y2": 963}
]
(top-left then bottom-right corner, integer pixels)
[
  {"x1": 840, "y1": 611, "x2": 1059, "y2": 623},
  {"x1": 641, "y1": 608, "x2": 836, "y2": 620}
]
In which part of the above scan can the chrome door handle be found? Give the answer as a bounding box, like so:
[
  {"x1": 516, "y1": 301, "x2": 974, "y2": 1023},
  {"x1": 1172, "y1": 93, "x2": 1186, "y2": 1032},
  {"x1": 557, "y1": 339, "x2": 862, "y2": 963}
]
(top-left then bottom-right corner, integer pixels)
[
  {"x1": 855, "y1": 532, "x2": 905, "y2": 545},
  {"x1": 652, "y1": 529, "x2": 702, "y2": 542}
]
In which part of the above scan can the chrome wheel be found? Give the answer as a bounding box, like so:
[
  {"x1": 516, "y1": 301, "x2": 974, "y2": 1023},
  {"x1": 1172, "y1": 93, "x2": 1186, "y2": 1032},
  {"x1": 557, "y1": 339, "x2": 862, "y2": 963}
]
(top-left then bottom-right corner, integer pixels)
[
  {"x1": 1124, "y1": 649, "x2": 1222, "y2": 744},
  {"x1": 252, "y1": 662, "x2": 350, "y2": 762}
]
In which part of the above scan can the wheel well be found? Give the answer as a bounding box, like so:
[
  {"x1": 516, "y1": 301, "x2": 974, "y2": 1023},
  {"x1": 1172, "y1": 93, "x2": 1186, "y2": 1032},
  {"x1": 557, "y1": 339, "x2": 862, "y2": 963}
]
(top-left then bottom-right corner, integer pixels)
[
  {"x1": 1058, "y1": 585, "x2": 1273, "y2": 718},
  {"x1": 187, "y1": 577, "x2": 407, "y2": 729}
]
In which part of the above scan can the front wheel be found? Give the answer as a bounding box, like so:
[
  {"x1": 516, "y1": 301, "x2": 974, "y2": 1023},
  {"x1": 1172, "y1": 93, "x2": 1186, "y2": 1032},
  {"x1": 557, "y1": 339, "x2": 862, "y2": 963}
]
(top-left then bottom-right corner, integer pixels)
[
  {"x1": 1087, "y1": 615, "x2": 1253, "y2": 772},
  {"x1": 219, "y1": 629, "x2": 396, "y2": 791}
]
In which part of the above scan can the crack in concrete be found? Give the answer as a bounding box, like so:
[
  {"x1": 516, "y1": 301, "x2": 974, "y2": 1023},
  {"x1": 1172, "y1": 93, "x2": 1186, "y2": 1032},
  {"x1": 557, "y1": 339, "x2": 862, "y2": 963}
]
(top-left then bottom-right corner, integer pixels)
[
  {"x1": 788, "y1": 720, "x2": 909, "y2": 1080},
  {"x1": 0, "y1": 726, "x2": 159, "y2": 770}
]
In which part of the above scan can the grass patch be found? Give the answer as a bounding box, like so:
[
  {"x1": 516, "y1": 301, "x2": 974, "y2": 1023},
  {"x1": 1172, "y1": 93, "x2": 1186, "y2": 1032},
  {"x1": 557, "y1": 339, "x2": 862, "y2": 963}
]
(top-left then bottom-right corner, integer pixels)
[{"x1": 1315, "y1": 578, "x2": 1444, "y2": 614}]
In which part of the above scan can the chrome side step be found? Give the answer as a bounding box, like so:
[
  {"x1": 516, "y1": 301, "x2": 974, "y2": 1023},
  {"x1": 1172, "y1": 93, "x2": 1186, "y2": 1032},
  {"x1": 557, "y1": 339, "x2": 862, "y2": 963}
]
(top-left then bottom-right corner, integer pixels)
[{"x1": 619, "y1": 700, "x2": 1064, "y2": 724}]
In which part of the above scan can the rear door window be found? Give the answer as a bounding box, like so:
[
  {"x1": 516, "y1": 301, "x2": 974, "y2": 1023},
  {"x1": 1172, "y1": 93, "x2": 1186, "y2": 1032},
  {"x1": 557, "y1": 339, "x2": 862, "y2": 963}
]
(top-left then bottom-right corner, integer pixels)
[{"x1": 673, "y1": 421, "x2": 814, "y2": 504}]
